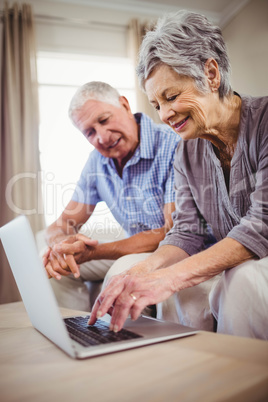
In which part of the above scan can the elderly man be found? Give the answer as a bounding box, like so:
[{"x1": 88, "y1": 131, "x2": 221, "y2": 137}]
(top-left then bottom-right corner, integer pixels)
[{"x1": 43, "y1": 81, "x2": 180, "y2": 311}]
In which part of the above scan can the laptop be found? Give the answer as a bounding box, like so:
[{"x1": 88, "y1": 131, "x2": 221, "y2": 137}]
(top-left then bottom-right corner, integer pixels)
[{"x1": 0, "y1": 215, "x2": 198, "y2": 359}]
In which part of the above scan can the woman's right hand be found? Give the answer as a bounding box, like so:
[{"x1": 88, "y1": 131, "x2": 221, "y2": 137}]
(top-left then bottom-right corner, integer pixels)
[{"x1": 88, "y1": 266, "x2": 176, "y2": 332}]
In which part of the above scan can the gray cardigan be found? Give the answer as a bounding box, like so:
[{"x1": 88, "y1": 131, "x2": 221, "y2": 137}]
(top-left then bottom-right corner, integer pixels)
[{"x1": 161, "y1": 95, "x2": 268, "y2": 259}]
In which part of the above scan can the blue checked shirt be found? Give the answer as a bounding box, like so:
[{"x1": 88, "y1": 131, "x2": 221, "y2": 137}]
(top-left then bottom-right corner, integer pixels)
[{"x1": 72, "y1": 113, "x2": 180, "y2": 236}]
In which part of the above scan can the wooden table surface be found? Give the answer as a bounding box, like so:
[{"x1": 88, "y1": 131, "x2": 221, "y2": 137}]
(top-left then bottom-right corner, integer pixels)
[{"x1": 0, "y1": 302, "x2": 267, "y2": 402}]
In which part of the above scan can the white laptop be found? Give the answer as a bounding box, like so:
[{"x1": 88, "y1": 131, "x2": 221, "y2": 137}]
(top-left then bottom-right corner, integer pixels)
[{"x1": 0, "y1": 215, "x2": 198, "y2": 359}]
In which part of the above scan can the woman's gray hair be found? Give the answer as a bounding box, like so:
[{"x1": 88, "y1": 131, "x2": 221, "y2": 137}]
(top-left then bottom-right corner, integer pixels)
[
  {"x1": 68, "y1": 81, "x2": 121, "y2": 119},
  {"x1": 137, "y1": 10, "x2": 232, "y2": 98}
]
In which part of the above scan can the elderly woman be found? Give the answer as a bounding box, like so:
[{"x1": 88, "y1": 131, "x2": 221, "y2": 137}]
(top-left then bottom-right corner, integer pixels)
[{"x1": 89, "y1": 11, "x2": 268, "y2": 339}]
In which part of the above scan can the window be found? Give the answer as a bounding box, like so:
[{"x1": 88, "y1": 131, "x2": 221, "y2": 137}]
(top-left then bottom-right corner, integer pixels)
[{"x1": 38, "y1": 52, "x2": 136, "y2": 236}]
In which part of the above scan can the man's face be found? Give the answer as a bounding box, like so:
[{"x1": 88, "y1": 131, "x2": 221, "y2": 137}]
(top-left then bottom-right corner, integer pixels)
[{"x1": 72, "y1": 97, "x2": 139, "y2": 168}]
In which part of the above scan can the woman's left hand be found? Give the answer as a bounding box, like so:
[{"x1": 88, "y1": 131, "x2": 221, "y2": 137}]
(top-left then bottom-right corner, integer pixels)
[{"x1": 88, "y1": 268, "x2": 176, "y2": 332}]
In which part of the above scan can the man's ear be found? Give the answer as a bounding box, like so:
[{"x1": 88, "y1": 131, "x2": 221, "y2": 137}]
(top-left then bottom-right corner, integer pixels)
[
  {"x1": 119, "y1": 96, "x2": 132, "y2": 114},
  {"x1": 204, "y1": 58, "x2": 221, "y2": 92}
]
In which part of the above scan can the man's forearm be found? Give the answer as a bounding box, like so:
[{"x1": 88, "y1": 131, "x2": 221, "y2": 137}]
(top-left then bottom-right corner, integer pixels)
[{"x1": 81, "y1": 228, "x2": 168, "y2": 262}]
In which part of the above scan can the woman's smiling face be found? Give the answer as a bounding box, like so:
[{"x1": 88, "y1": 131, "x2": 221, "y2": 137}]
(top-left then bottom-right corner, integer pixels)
[{"x1": 145, "y1": 64, "x2": 214, "y2": 140}]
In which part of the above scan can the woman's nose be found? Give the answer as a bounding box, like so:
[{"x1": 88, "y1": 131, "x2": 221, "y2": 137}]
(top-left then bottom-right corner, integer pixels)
[{"x1": 159, "y1": 104, "x2": 175, "y2": 124}]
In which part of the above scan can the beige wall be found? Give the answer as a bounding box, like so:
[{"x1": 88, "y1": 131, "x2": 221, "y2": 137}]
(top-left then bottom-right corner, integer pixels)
[
  {"x1": 0, "y1": 0, "x2": 158, "y2": 57},
  {"x1": 1, "y1": 0, "x2": 267, "y2": 96},
  {"x1": 223, "y1": 0, "x2": 268, "y2": 96}
]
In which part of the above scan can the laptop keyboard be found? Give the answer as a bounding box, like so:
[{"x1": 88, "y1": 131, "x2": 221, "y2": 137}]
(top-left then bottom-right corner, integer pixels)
[{"x1": 64, "y1": 316, "x2": 142, "y2": 347}]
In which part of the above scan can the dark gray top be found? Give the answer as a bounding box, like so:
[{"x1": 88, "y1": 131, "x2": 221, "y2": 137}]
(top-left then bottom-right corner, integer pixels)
[{"x1": 161, "y1": 95, "x2": 268, "y2": 259}]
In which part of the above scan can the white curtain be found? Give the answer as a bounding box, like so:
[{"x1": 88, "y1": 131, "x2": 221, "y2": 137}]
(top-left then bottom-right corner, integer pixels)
[
  {"x1": 0, "y1": 3, "x2": 44, "y2": 303},
  {"x1": 128, "y1": 19, "x2": 161, "y2": 123}
]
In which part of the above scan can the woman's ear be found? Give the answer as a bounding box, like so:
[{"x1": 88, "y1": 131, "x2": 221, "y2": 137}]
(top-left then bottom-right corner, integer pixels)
[{"x1": 204, "y1": 58, "x2": 221, "y2": 92}]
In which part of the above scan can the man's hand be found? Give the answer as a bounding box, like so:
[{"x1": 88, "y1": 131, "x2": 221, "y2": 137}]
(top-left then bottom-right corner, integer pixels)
[{"x1": 43, "y1": 234, "x2": 98, "y2": 280}]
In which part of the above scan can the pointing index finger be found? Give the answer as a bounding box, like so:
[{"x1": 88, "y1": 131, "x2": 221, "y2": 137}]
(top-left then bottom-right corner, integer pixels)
[{"x1": 88, "y1": 297, "x2": 101, "y2": 325}]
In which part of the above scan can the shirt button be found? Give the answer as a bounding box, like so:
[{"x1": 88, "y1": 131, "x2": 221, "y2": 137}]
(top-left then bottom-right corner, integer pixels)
[
  {"x1": 131, "y1": 224, "x2": 137, "y2": 228},
  {"x1": 126, "y1": 196, "x2": 132, "y2": 201}
]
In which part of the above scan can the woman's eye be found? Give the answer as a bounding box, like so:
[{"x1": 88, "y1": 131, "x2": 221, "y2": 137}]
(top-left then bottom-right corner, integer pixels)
[{"x1": 167, "y1": 95, "x2": 178, "y2": 102}]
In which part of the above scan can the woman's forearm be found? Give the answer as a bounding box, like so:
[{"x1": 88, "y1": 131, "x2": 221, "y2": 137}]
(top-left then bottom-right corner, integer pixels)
[{"x1": 169, "y1": 237, "x2": 256, "y2": 293}]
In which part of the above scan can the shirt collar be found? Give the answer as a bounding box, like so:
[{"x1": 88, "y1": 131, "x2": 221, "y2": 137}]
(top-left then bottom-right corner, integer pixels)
[{"x1": 137, "y1": 113, "x2": 155, "y2": 160}]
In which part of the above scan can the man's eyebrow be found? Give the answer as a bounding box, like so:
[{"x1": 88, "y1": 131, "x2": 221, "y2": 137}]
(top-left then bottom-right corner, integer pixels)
[{"x1": 98, "y1": 112, "x2": 110, "y2": 120}]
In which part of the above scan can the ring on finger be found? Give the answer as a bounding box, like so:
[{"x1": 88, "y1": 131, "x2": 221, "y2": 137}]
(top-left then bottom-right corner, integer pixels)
[{"x1": 130, "y1": 293, "x2": 137, "y2": 302}]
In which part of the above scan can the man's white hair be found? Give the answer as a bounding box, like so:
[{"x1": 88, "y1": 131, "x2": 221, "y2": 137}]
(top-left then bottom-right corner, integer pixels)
[{"x1": 68, "y1": 81, "x2": 121, "y2": 120}]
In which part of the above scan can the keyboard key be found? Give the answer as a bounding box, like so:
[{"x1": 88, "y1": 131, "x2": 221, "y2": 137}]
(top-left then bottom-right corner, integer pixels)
[{"x1": 64, "y1": 316, "x2": 142, "y2": 347}]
